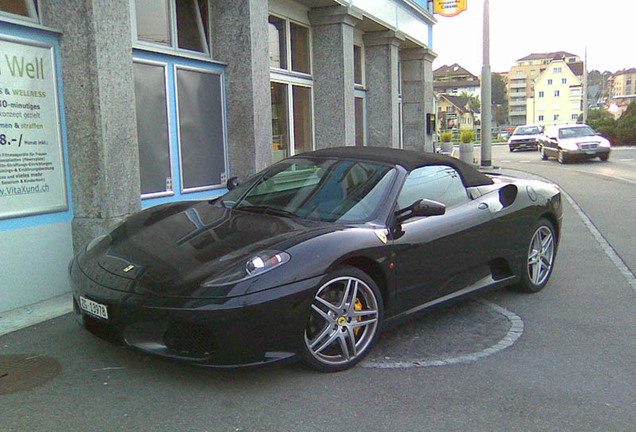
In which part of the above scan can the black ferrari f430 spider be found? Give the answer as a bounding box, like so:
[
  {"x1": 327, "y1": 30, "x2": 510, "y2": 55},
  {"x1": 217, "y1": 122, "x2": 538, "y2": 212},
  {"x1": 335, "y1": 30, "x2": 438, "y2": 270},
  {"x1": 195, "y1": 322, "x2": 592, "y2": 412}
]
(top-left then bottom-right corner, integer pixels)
[{"x1": 70, "y1": 147, "x2": 562, "y2": 371}]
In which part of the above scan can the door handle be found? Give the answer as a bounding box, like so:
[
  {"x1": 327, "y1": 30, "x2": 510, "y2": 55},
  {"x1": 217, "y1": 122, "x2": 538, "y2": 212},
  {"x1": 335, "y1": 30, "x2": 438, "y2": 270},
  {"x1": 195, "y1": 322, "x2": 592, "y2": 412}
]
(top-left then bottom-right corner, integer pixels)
[{"x1": 478, "y1": 203, "x2": 488, "y2": 210}]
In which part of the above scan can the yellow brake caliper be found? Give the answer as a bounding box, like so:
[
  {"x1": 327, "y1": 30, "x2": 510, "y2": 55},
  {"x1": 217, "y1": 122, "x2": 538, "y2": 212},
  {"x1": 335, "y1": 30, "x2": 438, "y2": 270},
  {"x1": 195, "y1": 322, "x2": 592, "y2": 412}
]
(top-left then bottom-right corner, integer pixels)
[{"x1": 354, "y1": 298, "x2": 363, "y2": 336}]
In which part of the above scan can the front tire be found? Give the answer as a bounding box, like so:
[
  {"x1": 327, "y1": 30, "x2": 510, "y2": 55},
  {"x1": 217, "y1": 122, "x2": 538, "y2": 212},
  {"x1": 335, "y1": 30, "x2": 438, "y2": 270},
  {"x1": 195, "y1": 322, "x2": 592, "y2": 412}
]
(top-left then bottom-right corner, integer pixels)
[
  {"x1": 599, "y1": 153, "x2": 609, "y2": 162},
  {"x1": 513, "y1": 219, "x2": 557, "y2": 293},
  {"x1": 557, "y1": 149, "x2": 568, "y2": 164},
  {"x1": 540, "y1": 145, "x2": 548, "y2": 160},
  {"x1": 301, "y1": 266, "x2": 382, "y2": 372}
]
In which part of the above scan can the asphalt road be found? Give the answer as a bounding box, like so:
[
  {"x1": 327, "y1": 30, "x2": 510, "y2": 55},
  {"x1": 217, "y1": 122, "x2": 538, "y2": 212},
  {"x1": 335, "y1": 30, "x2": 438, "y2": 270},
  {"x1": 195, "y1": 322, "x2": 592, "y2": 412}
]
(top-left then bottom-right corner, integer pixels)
[{"x1": 1, "y1": 146, "x2": 634, "y2": 432}]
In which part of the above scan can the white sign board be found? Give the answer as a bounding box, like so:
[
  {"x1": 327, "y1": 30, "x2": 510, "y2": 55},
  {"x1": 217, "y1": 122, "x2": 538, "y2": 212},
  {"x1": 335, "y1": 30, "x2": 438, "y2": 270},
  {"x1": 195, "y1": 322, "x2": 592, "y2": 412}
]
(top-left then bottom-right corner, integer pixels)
[{"x1": 0, "y1": 37, "x2": 68, "y2": 220}]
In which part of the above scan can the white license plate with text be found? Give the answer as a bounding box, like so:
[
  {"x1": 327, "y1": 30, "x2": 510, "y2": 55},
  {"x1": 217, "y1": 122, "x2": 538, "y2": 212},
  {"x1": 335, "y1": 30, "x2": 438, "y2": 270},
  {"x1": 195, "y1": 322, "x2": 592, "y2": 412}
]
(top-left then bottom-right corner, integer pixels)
[{"x1": 79, "y1": 296, "x2": 109, "y2": 320}]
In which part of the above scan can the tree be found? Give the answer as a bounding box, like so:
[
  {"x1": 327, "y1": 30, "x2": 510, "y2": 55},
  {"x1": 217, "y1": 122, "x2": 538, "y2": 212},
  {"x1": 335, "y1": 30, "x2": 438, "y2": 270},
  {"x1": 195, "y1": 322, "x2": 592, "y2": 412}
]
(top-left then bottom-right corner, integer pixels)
[
  {"x1": 615, "y1": 102, "x2": 636, "y2": 144},
  {"x1": 585, "y1": 108, "x2": 616, "y2": 142}
]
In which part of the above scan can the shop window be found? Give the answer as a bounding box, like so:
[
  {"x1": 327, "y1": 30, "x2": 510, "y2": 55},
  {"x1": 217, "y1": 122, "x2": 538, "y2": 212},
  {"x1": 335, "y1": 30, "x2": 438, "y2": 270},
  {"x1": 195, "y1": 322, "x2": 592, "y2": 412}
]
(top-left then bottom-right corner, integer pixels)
[
  {"x1": 0, "y1": 0, "x2": 38, "y2": 21},
  {"x1": 133, "y1": 54, "x2": 227, "y2": 201},
  {"x1": 271, "y1": 82, "x2": 313, "y2": 162},
  {"x1": 269, "y1": 14, "x2": 313, "y2": 160},
  {"x1": 290, "y1": 22, "x2": 310, "y2": 74},
  {"x1": 268, "y1": 15, "x2": 287, "y2": 69},
  {"x1": 133, "y1": 61, "x2": 172, "y2": 195},
  {"x1": 134, "y1": 0, "x2": 210, "y2": 55}
]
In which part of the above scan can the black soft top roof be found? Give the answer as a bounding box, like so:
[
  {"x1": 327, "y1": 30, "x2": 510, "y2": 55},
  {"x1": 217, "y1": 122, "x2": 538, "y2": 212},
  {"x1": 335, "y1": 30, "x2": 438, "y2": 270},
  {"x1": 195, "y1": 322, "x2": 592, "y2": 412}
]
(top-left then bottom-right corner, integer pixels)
[{"x1": 299, "y1": 146, "x2": 494, "y2": 187}]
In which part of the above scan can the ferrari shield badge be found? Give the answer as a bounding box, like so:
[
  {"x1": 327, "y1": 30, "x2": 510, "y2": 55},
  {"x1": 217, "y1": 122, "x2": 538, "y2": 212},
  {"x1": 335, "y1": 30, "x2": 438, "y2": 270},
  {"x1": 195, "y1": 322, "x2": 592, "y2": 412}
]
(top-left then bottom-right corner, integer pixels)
[{"x1": 374, "y1": 230, "x2": 388, "y2": 244}]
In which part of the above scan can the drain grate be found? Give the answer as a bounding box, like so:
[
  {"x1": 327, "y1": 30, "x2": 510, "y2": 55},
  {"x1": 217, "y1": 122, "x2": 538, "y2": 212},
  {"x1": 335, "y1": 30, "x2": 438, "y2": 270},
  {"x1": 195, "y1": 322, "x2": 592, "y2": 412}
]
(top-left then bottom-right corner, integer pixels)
[{"x1": 0, "y1": 354, "x2": 62, "y2": 395}]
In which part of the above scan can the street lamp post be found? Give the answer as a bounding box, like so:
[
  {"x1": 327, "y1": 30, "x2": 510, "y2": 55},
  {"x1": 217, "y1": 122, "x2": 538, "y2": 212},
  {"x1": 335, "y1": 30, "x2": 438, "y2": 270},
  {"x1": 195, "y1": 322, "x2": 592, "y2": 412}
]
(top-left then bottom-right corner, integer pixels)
[{"x1": 480, "y1": 0, "x2": 492, "y2": 168}]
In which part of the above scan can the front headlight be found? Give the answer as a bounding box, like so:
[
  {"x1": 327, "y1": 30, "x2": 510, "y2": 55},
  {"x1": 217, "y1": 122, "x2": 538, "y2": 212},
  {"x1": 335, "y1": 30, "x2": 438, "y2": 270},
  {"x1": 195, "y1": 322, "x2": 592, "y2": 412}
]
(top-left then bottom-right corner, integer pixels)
[
  {"x1": 202, "y1": 250, "x2": 291, "y2": 287},
  {"x1": 560, "y1": 141, "x2": 579, "y2": 151}
]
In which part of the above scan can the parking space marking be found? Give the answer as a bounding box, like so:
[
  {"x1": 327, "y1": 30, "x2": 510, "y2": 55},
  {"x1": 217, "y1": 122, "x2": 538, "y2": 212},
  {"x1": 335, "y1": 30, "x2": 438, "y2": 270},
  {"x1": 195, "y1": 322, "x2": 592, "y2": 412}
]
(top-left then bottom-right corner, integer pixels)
[{"x1": 361, "y1": 300, "x2": 524, "y2": 369}]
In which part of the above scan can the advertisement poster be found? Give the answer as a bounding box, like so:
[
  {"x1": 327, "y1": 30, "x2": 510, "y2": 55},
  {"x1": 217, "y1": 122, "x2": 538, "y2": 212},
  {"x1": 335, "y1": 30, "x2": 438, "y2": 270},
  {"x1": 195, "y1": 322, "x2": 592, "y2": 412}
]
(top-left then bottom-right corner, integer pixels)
[{"x1": 0, "y1": 37, "x2": 68, "y2": 220}]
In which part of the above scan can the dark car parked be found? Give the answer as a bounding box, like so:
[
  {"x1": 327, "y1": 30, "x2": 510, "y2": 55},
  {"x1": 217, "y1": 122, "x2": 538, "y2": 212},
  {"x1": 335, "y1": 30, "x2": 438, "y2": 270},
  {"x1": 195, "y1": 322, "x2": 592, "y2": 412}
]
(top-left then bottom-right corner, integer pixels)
[{"x1": 70, "y1": 147, "x2": 562, "y2": 372}]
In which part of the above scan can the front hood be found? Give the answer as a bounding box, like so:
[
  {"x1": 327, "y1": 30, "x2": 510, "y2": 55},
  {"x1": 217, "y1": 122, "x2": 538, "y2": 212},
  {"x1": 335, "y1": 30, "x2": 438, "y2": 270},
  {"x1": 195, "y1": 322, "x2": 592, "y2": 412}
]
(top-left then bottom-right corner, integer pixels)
[
  {"x1": 509, "y1": 134, "x2": 540, "y2": 142},
  {"x1": 79, "y1": 201, "x2": 332, "y2": 296}
]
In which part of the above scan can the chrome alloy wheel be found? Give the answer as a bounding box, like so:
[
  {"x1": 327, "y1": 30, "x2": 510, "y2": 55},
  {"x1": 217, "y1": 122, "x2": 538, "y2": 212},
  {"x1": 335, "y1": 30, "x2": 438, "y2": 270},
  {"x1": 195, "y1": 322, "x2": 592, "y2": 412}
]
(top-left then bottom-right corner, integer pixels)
[
  {"x1": 304, "y1": 275, "x2": 380, "y2": 369},
  {"x1": 527, "y1": 225, "x2": 555, "y2": 286}
]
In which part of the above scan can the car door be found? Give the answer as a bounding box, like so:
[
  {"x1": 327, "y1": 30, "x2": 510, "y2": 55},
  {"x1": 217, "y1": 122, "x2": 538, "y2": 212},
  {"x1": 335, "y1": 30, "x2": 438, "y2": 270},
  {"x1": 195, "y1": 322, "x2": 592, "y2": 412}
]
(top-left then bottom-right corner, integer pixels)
[
  {"x1": 390, "y1": 165, "x2": 494, "y2": 312},
  {"x1": 542, "y1": 126, "x2": 559, "y2": 156}
]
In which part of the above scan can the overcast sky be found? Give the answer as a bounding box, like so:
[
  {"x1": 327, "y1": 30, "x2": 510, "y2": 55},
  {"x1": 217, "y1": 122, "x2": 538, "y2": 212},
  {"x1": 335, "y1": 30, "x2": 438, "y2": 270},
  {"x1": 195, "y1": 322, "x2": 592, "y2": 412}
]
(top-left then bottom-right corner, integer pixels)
[{"x1": 431, "y1": 0, "x2": 635, "y2": 75}]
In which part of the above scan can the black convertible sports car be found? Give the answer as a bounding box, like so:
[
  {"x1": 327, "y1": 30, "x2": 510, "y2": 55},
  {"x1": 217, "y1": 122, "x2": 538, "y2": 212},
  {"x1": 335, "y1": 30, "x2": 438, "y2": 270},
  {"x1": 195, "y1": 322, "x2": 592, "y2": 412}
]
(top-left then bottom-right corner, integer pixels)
[{"x1": 70, "y1": 147, "x2": 562, "y2": 372}]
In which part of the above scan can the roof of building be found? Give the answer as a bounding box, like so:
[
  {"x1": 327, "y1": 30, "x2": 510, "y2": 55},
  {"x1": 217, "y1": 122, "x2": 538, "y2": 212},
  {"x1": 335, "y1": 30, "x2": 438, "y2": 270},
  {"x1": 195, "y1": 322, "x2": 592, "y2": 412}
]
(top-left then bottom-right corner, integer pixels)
[
  {"x1": 439, "y1": 94, "x2": 475, "y2": 113},
  {"x1": 433, "y1": 80, "x2": 480, "y2": 91},
  {"x1": 433, "y1": 63, "x2": 477, "y2": 81},
  {"x1": 612, "y1": 68, "x2": 636, "y2": 76},
  {"x1": 517, "y1": 51, "x2": 578, "y2": 62},
  {"x1": 566, "y1": 62, "x2": 584, "y2": 77}
]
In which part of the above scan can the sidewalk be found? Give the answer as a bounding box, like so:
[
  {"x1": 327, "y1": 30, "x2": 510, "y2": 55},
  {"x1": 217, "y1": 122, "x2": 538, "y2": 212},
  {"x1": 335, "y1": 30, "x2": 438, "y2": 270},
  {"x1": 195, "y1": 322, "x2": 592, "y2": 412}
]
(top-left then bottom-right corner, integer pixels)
[{"x1": 0, "y1": 292, "x2": 73, "y2": 337}]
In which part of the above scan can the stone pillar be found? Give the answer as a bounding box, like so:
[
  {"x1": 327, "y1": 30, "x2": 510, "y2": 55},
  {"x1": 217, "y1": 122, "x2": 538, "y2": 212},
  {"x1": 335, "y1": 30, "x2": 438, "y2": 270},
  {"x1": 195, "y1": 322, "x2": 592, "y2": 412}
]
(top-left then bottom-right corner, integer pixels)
[
  {"x1": 401, "y1": 47, "x2": 437, "y2": 153},
  {"x1": 363, "y1": 31, "x2": 403, "y2": 148},
  {"x1": 40, "y1": 0, "x2": 140, "y2": 252},
  {"x1": 210, "y1": 0, "x2": 272, "y2": 179},
  {"x1": 309, "y1": 6, "x2": 361, "y2": 148}
]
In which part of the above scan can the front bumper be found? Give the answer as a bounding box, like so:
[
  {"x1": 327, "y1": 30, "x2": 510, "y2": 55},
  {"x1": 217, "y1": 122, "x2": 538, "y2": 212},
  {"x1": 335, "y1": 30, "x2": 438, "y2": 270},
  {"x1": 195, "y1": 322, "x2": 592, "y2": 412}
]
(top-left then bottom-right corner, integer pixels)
[
  {"x1": 562, "y1": 147, "x2": 610, "y2": 159},
  {"x1": 70, "y1": 257, "x2": 321, "y2": 367},
  {"x1": 509, "y1": 140, "x2": 539, "y2": 151}
]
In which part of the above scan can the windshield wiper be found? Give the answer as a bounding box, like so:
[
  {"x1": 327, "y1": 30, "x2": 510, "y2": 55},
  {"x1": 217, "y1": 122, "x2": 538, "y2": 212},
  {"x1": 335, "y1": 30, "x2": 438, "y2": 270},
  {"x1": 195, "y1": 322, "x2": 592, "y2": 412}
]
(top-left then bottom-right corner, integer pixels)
[{"x1": 234, "y1": 205, "x2": 298, "y2": 218}]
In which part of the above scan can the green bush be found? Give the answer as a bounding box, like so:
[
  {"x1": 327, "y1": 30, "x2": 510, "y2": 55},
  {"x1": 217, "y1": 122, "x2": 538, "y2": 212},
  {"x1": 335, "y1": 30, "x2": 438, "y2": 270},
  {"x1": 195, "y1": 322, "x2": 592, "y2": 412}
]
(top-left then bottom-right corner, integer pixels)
[
  {"x1": 440, "y1": 131, "x2": 454, "y2": 142},
  {"x1": 460, "y1": 129, "x2": 475, "y2": 143},
  {"x1": 587, "y1": 102, "x2": 636, "y2": 145}
]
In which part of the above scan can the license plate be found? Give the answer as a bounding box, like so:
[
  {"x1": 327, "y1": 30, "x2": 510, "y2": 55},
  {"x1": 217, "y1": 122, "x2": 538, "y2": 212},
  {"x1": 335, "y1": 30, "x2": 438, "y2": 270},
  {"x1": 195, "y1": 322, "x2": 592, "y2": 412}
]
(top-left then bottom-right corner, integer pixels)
[{"x1": 79, "y1": 296, "x2": 109, "y2": 320}]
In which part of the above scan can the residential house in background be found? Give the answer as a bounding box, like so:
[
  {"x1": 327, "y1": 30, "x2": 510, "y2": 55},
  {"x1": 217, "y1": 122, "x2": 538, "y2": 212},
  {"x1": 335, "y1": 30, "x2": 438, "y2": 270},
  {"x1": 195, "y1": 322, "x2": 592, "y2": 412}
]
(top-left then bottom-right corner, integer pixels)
[
  {"x1": 433, "y1": 63, "x2": 480, "y2": 98},
  {"x1": 608, "y1": 68, "x2": 636, "y2": 118},
  {"x1": 437, "y1": 94, "x2": 476, "y2": 131},
  {"x1": 507, "y1": 51, "x2": 581, "y2": 125},
  {"x1": 526, "y1": 59, "x2": 584, "y2": 126}
]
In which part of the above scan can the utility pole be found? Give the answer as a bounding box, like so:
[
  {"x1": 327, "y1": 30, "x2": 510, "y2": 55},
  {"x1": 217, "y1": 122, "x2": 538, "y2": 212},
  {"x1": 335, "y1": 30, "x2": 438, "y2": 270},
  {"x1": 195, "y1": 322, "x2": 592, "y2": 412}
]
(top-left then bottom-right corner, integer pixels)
[
  {"x1": 583, "y1": 46, "x2": 588, "y2": 123},
  {"x1": 480, "y1": 0, "x2": 492, "y2": 168}
]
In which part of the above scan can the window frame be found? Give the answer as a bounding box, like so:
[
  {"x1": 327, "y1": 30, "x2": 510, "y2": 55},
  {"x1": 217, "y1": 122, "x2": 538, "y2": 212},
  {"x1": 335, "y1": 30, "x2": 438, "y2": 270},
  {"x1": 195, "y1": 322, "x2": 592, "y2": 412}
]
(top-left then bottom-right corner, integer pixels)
[
  {"x1": 268, "y1": 12, "x2": 314, "y2": 160},
  {"x1": 130, "y1": 0, "x2": 212, "y2": 60},
  {"x1": 174, "y1": 63, "x2": 228, "y2": 194},
  {"x1": 133, "y1": 49, "x2": 228, "y2": 206},
  {"x1": 0, "y1": 0, "x2": 39, "y2": 24},
  {"x1": 133, "y1": 58, "x2": 176, "y2": 199}
]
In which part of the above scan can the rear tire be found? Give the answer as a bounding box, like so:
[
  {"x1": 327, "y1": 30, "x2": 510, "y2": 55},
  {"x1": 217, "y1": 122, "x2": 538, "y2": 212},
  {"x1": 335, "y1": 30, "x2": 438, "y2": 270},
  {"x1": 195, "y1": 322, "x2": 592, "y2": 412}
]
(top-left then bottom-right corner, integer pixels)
[{"x1": 513, "y1": 219, "x2": 557, "y2": 293}]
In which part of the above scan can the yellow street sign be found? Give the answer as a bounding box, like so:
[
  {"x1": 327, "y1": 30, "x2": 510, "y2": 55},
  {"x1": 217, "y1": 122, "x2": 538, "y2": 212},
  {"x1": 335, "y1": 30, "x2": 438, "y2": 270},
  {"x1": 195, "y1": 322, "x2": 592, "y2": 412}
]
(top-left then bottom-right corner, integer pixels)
[{"x1": 433, "y1": 0, "x2": 468, "y2": 17}]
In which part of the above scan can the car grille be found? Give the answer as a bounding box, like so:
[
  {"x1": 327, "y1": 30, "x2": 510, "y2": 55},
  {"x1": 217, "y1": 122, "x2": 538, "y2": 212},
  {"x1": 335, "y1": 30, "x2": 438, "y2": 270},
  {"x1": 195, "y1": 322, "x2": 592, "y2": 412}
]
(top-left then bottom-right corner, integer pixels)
[{"x1": 579, "y1": 143, "x2": 599, "y2": 150}]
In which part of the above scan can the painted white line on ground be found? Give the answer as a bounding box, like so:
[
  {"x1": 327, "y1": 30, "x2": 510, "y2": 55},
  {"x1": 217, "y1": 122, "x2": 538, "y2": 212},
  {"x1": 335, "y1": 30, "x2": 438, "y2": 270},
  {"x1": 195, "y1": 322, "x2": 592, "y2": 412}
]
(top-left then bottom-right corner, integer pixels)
[{"x1": 361, "y1": 300, "x2": 524, "y2": 369}]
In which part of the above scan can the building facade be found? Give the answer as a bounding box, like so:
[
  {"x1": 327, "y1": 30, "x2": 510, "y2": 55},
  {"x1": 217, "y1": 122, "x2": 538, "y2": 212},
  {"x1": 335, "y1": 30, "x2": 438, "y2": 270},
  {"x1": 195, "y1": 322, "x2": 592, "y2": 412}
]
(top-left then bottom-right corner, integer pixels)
[
  {"x1": 437, "y1": 94, "x2": 475, "y2": 131},
  {"x1": 608, "y1": 68, "x2": 636, "y2": 118},
  {"x1": 0, "y1": 0, "x2": 437, "y2": 313},
  {"x1": 526, "y1": 59, "x2": 584, "y2": 126},
  {"x1": 507, "y1": 51, "x2": 580, "y2": 125}
]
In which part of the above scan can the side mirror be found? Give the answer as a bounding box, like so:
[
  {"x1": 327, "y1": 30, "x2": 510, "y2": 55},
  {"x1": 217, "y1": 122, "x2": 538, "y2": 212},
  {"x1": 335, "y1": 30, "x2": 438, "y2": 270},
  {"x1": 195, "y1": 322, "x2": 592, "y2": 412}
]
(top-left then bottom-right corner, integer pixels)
[
  {"x1": 396, "y1": 199, "x2": 446, "y2": 223},
  {"x1": 226, "y1": 176, "x2": 240, "y2": 190}
]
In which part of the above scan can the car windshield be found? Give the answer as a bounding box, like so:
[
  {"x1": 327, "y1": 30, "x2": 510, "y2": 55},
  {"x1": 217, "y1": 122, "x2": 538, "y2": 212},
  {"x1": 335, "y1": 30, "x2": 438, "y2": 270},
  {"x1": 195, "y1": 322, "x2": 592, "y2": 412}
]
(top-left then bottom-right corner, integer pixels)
[
  {"x1": 514, "y1": 126, "x2": 541, "y2": 135},
  {"x1": 558, "y1": 126, "x2": 596, "y2": 139},
  {"x1": 219, "y1": 157, "x2": 397, "y2": 223}
]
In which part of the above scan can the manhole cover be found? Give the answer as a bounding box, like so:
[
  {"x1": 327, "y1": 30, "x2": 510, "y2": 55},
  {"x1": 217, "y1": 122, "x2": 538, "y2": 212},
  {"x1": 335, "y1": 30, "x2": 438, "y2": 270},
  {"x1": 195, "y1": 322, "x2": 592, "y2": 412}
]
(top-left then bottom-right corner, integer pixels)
[
  {"x1": 362, "y1": 299, "x2": 523, "y2": 368},
  {"x1": 0, "y1": 354, "x2": 62, "y2": 395}
]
